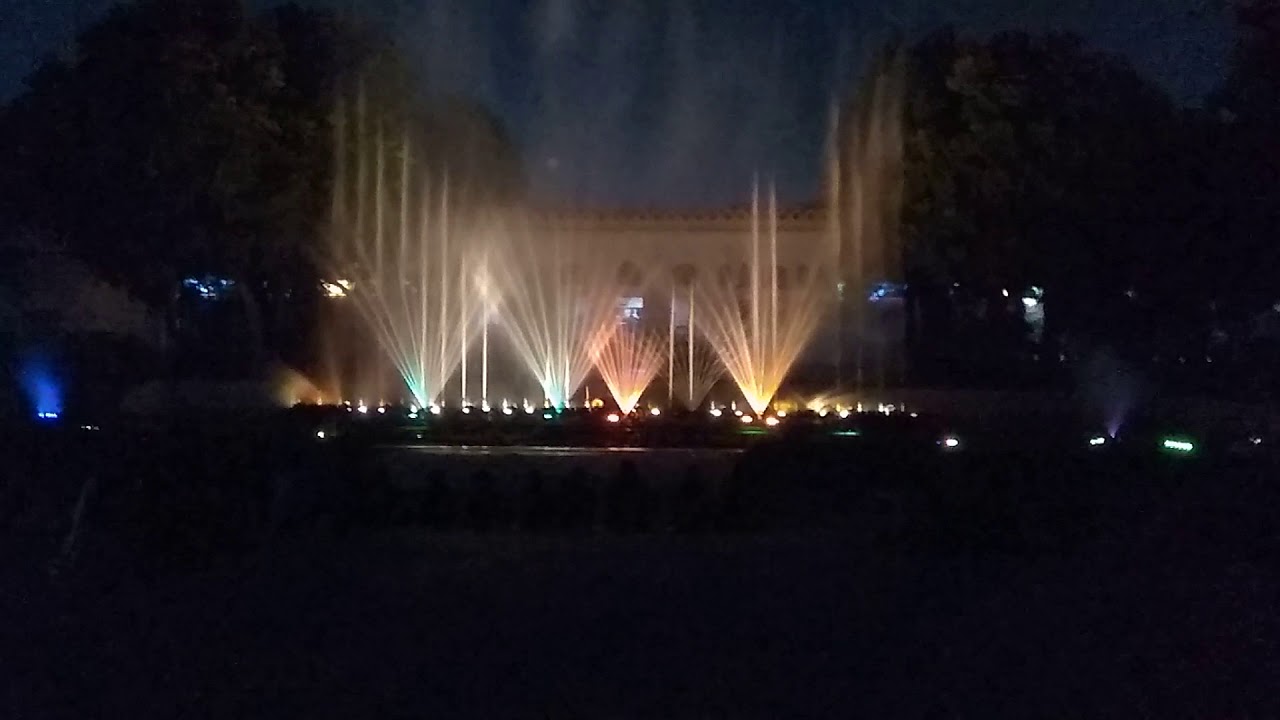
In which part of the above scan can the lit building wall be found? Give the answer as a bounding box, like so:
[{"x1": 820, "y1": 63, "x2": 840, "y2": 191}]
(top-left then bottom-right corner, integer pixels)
[{"x1": 525, "y1": 206, "x2": 902, "y2": 379}]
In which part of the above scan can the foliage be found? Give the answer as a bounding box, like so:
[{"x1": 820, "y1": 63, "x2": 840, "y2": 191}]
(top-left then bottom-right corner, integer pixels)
[
  {"x1": 0, "y1": 0, "x2": 522, "y2": 323},
  {"x1": 1202, "y1": 0, "x2": 1280, "y2": 315},
  {"x1": 900, "y1": 29, "x2": 1203, "y2": 353}
]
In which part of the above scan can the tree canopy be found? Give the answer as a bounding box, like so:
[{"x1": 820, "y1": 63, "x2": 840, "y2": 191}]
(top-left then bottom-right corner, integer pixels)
[
  {"x1": 895, "y1": 25, "x2": 1278, "y2": 370},
  {"x1": 0, "y1": 0, "x2": 522, "y2": 310}
]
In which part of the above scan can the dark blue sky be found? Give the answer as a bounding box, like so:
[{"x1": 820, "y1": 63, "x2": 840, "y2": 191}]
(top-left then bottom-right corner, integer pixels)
[{"x1": 2, "y1": 0, "x2": 1233, "y2": 207}]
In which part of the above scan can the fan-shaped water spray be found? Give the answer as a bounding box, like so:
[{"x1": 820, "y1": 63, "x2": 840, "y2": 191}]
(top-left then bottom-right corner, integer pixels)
[
  {"x1": 593, "y1": 325, "x2": 665, "y2": 414},
  {"x1": 696, "y1": 181, "x2": 836, "y2": 414},
  {"x1": 328, "y1": 89, "x2": 485, "y2": 408},
  {"x1": 486, "y1": 214, "x2": 621, "y2": 408}
]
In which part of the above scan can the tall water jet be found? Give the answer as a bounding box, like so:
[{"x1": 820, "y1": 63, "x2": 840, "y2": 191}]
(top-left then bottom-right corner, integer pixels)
[
  {"x1": 697, "y1": 181, "x2": 835, "y2": 414},
  {"x1": 670, "y1": 337, "x2": 724, "y2": 411},
  {"x1": 829, "y1": 44, "x2": 907, "y2": 394},
  {"x1": 593, "y1": 326, "x2": 665, "y2": 414},
  {"x1": 667, "y1": 286, "x2": 676, "y2": 407},
  {"x1": 487, "y1": 213, "x2": 620, "y2": 408},
  {"x1": 328, "y1": 87, "x2": 484, "y2": 408}
]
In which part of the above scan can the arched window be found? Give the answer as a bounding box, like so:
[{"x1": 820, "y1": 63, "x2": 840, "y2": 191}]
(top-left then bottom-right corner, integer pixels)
[{"x1": 616, "y1": 261, "x2": 644, "y2": 288}]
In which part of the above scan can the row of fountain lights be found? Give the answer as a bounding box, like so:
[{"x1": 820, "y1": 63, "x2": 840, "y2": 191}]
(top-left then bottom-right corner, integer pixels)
[
  {"x1": 315, "y1": 399, "x2": 939, "y2": 441},
  {"x1": 309, "y1": 401, "x2": 1236, "y2": 455},
  {"x1": 320, "y1": 398, "x2": 914, "y2": 423}
]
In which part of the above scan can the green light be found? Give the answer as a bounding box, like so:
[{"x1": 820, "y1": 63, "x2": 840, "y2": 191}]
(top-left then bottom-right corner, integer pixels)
[
  {"x1": 1161, "y1": 438, "x2": 1195, "y2": 453},
  {"x1": 738, "y1": 427, "x2": 767, "y2": 436},
  {"x1": 830, "y1": 430, "x2": 861, "y2": 437}
]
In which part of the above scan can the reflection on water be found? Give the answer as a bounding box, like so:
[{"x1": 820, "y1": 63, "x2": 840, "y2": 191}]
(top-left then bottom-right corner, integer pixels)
[
  {"x1": 378, "y1": 444, "x2": 743, "y2": 487},
  {"x1": 384, "y1": 444, "x2": 743, "y2": 458}
]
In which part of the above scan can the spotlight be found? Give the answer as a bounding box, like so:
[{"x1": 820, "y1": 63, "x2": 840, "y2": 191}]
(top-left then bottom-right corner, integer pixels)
[
  {"x1": 356, "y1": 404, "x2": 368, "y2": 414},
  {"x1": 606, "y1": 413, "x2": 621, "y2": 423},
  {"x1": 1251, "y1": 436, "x2": 1263, "y2": 446},
  {"x1": 650, "y1": 407, "x2": 661, "y2": 416},
  {"x1": 764, "y1": 416, "x2": 780, "y2": 427},
  {"x1": 36, "y1": 411, "x2": 59, "y2": 420},
  {"x1": 1161, "y1": 438, "x2": 1195, "y2": 453},
  {"x1": 940, "y1": 435, "x2": 961, "y2": 449},
  {"x1": 408, "y1": 404, "x2": 419, "y2": 413},
  {"x1": 709, "y1": 408, "x2": 723, "y2": 418},
  {"x1": 776, "y1": 410, "x2": 787, "y2": 418},
  {"x1": 838, "y1": 409, "x2": 850, "y2": 419},
  {"x1": 542, "y1": 412, "x2": 554, "y2": 420},
  {"x1": 429, "y1": 404, "x2": 442, "y2": 415},
  {"x1": 818, "y1": 409, "x2": 829, "y2": 418},
  {"x1": 315, "y1": 430, "x2": 326, "y2": 439},
  {"x1": 376, "y1": 406, "x2": 386, "y2": 415},
  {"x1": 408, "y1": 412, "x2": 419, "y2": 420},
  {"x1": 1088, "y1": 435, "x2": 1107, "y2": 446},
  {"x1": 462, "y1": 406, "x2": 472, "y2": 414},
  {"x1": 740, "y1": 415, "x2": 754, "y2": 424},
  {"x1": 502, "y1": 406, "x2": 514, "y2": 416},
  {"x1": 481, "y1": 402, "x2": 491, "y2": 413}
]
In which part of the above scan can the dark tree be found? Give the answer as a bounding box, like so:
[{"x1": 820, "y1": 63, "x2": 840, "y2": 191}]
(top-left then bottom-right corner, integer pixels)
[
  {"x1": 0, "y1": 0, "x2": 523, "y2": 373},
  {"x1": 900, "y1": 29, "x2": 1187, "y2": 376},
  {"x1": 1203, "y1": 0, "x2": 1280, "y2": 316}
]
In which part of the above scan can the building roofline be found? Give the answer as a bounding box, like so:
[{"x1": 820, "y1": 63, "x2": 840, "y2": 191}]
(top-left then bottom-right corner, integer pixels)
[{"x1": 524, "y1": 203, "x2": 828, "y2": 230}]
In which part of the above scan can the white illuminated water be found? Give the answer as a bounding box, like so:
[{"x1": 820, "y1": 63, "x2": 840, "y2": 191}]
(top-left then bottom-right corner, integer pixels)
[{"x1": 322, "y1": 52, "x2": 904, "y2": 414}]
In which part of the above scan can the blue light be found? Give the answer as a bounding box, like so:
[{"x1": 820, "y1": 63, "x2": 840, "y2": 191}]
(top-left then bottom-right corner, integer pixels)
[
  {"x1": 867, "y1": 281, "x2": 906, "y2": 303},
  {"x1": 18, "y1": 352, "x2": 63, "y2": 420},
  {"x1": 182, "y1": 274, "x2": 236, "y2": 300}
]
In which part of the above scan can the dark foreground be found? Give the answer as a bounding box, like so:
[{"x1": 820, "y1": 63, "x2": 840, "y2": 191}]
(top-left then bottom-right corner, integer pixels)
[{"x1": 3, "y1": 422, "x2": 1277, "y2": 718}]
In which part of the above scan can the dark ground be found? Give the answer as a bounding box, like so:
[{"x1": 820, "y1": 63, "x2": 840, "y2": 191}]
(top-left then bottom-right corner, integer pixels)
[
  {"x1": 6, "y1": 531, "x2": 1277, "y2": 717},
  {"x1": 3, "y1": 429, "x2": 1278, "y2": 718}
]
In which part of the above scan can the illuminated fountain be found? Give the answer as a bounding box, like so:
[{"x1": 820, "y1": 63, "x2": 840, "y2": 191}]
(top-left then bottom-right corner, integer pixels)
[
  {"x1": 317, "y1": 49, "x2": 904, "y2": 419},
  {"x1": 328, "y1": 89, "x2": 487, "y2": 408},
  {"x1": 667, "y1": 283, "x2": 724, "y2": 411},
  {"x1": 696, "y1": 181, "x2": 837, "y2": 415},
  {"x1": 593, "y1": 325, "x2": 665, "y2": 415},
  {"x1": 486, "y1": 214, "x2": 620, "y2": 409},
  {"x1": 827, "y1": 45, "x2": 906, "y2": 393}
]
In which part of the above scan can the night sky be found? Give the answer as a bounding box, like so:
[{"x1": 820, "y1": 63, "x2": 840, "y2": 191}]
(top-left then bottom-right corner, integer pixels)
[{"x1": 2, "y1": 0, "x2": 1232, "y2": 207}]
